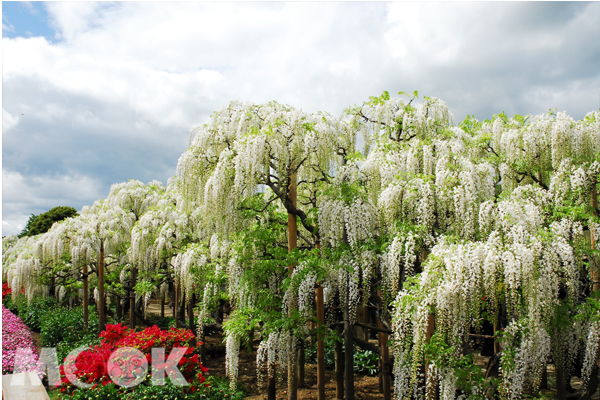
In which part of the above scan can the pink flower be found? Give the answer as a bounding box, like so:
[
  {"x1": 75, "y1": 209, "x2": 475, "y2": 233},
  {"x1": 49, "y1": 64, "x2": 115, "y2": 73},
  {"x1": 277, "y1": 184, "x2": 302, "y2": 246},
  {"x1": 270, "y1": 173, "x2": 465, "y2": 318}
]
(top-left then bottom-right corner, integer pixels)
[{"x1": 2, "y1": 305, "x2": 44, "y2": 378}]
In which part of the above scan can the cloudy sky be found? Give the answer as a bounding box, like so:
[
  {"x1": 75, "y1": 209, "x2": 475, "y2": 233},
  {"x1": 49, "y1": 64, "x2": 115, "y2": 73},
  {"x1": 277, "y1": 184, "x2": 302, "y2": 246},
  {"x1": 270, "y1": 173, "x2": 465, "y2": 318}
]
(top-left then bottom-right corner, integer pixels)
[{"x1": 2, "y1": 1, "x2": 599, "y2": 236}]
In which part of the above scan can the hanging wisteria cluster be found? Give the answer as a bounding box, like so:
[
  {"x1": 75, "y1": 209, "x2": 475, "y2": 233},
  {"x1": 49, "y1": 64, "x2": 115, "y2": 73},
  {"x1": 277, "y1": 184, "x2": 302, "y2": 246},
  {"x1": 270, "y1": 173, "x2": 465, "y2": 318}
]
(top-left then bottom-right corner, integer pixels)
[{"x1": 380, "y1": 101, "x2": 600, "y2": 399}]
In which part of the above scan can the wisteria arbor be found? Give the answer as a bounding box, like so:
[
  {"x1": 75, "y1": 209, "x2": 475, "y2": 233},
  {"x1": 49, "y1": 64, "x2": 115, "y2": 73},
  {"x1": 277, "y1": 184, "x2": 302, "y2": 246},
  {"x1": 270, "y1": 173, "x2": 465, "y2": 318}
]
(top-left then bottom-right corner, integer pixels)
[
  {"x1": 3, "y1": 234, "x2": 48, "y2": 302},
  {"x1": 175, "y1": 100, "x2": 360, "y2": 399},
  {"x1": 104, "y1": 179, "x2": 165, "y2": 326},
  {"x1": 5, "y1": 218, "x2": 109, "y2": 330},
  {"x1": 2, "y1": 91, "x2": 598, "y2": 400},
  {"x1": 129, "y1": 183, "x2": 200, "y2": 327},
  {"x1": 55, "y1": 199, "x2": 134, "y2": 331},
  {"x1": 137, "y1": 95, "x2": 600, "y2": 399},
  {"x1": 3, "y1": 180, "x2": 165, "y2": 330},
  {"x1": 380, "y1": 106, "x2": 600, "y2": 399}
]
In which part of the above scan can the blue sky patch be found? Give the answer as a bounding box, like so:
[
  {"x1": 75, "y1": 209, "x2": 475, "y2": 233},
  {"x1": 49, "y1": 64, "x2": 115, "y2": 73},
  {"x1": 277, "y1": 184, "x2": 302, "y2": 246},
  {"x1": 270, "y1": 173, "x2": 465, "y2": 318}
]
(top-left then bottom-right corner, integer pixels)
[{"x1": 2, "y1": 1, "x2": 57, "y2": 42}]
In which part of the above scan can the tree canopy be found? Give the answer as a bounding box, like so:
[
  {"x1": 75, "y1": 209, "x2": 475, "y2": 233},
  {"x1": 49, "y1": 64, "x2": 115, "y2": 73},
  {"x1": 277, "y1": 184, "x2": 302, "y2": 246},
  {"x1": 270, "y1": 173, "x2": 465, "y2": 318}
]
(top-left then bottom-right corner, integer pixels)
[{"x1": 18, "y1": 206, "x2": 79, "y2": 238}]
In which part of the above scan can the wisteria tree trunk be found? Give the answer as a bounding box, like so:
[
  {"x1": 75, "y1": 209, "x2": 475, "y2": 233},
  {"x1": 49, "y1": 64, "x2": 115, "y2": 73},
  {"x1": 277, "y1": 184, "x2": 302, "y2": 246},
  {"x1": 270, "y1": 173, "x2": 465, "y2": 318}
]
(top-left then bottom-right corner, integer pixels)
[
  {"x1": 335, "y1": 323, "x2": 344, "y2": 399},
  {"x1": 268, "y1": 375, "x2": 276, "y2": 400},
  {"x1": 287, "y1": 172, "x2": 299, "y2": 400},
  {"x1": 592, "y1": 182, "x2": 598, "y2": 292},
  {"x1": 188, "y1": 292, "x2": 196, "y2": 346},
  {"x1": 116, "y1": 294, "x2": 123, "y2": 320},
  {"x1": 178, "y1": 289, "x2": 186, "y2": 328},
  {"x1": 377, "y1": 293, "x2": 391, "y2": 400},
  {"x1": 344, "y1": 270, "x2": 354, "y2": 400},
  {"x1": 83, "y1": 264, "x2": 89, "y2": 329},
  {"x1": 130, "y1": 267, "x2": 136, "y2": 328},
  {"x1": 316, "y1": 284, "x2": 326, "y2": 400},
  {"x1": 556, "y1": 360, "x2": 567, "y2": 400},
  {"x1": 98, "y1": 240, "x2": 106, "y2": 331},
  {"x1": 425, "y1": 313, "x2": 438, "y2": 400}
]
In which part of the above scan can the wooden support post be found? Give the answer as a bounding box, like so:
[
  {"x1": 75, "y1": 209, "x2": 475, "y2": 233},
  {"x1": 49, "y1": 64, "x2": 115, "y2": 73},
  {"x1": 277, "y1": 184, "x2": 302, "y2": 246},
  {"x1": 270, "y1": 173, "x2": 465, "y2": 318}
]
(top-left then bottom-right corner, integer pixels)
[
  {"x1": 116, "y1": 294, "x2": 122, "y2": 321},
  {"x1": 309, "y1": 320, "x2": 316, "y2": 345},
  {"x1": 379, "y1": 351, "x2": 383, "y2": 393},
  {"x1": 175, "y1": 284, "x2": 180, "y2": 328},
  {"x1": 178, "y1": 290, "x2": 185, "y2": 327},
  {"x1": 188, "y1": 293, "x2": 196, "y2": 346},
  {"x1": 98, "y1": 241, "x2": 106, "y2": 332},
  {"x1": 356, "y1": 306, "x2": 367, "y2": 341},
  {"x1": 493, "y1": 317, "x2": 501, "y2": 355},
  {"x1": 335, "y1": 324, "x2": 344, "y2": 399},
  {"x1": 316, "y1": 284, "x2": 326, "y2": 400},
  {"x1": 247, "y1": 326, "x2": 255, "y2": 352},
  {"x1": 82, "y1": 264, "x2": 89, "y2": 329},
  {"x1": 217, "y1": 299, "x2": 224, "y2": 323},
  {"x1": 298, "y1": 339, "x2": 305, "y2": 387},
  {"x1": 378, "y1": 302, "x2": 391, "y2": 400},
  {"x1": 172, "y1": 282, "x2": 177, "y2": 319},
  {"x1": 425, "y1": 312, "x2": 438, "y2": 400},
  {"x1": 592, "y1": 183, "x2": 599, "y2": 292},
  {"x1": 556, "y1": 361, "x2": 567, "y2": 400},
  {"x1": 363, "y1": 308, "x2": 369, "y2": 341},
  {"x1": 288, "y1": 172, "x2": 298, "y2": 400},
  {"x1": 129, "y1": 267, "x2": 136, "y2": 329},
  {"x1": 344, "y1": 275, "x2": 355, "y2": 400},
  {"x1": 540, "y1": 366, "x2": 548, "y2": 389},
  {"x1": 268, "y1": 374, "x2": 277, "y2": 400},
  {"x1": 199, "y1": 334, "x2": 207, "y2": 364},
  {"x1": 110, "y1": 294, "x2": 116, "y2": 318},
  {"x1": 50, "y1": 276, "x2": 56, "y2": 298}
]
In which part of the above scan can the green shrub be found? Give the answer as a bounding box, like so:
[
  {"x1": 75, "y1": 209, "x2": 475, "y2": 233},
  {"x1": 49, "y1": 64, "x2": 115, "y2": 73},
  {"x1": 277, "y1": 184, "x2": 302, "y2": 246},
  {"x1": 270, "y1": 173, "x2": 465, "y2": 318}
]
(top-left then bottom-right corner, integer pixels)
[
  {"x1": 40, "y1": 306, "x2": 100, "y2": 362},
  {"x1": 305, "y1": 335, "x2": 379, "y2": 375},
  {"x1": 353, "y1": 349, "x2": 379, "y2": 375},
  {"x1": 59, "y1": 378, "x2": 246, "y2": 400},
  {"x1": 147, "y1": 315, "x2": 177, "y2": 329},
  {"x1": 4, "y1": 294, "x2": 58, "y2": 331},
  {"x1": 202, "y1": 376, "x2": 247, "y2": 400},
  {"x1": 58, "y1": 382, "x2": 125, "y2": 400},
  {"x1": 2, "y1": 295, "x2": 17, "y2": 313},
  {"x1": 305, "y1": 338, "x2": 335, "y2": 369},
  {"x1": 55, "y1": 333, "x2": 101, "y2": 364},
  {"x1": 7, "y1": 293, "x2": 27, "y2": 315},
  {"x1": 19, "y1": 296, "x2": 58, "y2": 331}
]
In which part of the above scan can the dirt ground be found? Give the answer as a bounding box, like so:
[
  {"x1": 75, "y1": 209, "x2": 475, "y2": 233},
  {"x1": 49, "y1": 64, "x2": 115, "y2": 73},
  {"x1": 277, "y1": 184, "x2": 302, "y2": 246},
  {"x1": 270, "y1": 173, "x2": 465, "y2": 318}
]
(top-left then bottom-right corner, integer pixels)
[
  {"x1": 31, "y1": 331, "x2": 43, "y2": 354},
  {"x1": 202, "y1": 333, "x2": 384, "y2": 400}
]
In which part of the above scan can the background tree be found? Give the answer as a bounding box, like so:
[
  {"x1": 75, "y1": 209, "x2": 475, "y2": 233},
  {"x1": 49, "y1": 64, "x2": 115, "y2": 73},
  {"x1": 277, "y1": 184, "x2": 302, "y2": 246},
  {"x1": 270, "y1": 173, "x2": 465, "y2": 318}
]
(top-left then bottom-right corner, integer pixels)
[{"x1": 18, "y1": 206, "x2": 78, "y2": 238}]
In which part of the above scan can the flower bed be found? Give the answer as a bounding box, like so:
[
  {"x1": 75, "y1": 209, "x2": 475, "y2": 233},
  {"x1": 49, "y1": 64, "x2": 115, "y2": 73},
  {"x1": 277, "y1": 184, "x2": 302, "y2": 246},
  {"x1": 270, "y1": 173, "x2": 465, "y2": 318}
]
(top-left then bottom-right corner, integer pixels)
[
  {"x1": 2, "y1": 282, "x2": 12, "y2": 301},
  {"x1": 58, "y1": 324, "x2": 209, "y2": 397},
  {"x1": 2, "y1": 305, "x2": 44, "y2": 377}
]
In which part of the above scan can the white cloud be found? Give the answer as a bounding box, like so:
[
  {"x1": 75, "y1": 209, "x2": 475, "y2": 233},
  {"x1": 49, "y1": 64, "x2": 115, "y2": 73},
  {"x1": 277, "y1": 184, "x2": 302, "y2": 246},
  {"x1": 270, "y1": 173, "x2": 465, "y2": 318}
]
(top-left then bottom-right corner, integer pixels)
[
  {"x1": 2, "y1": 15, "x2": 15, "y2": 33},
  {"x1": 1, "y1": 169, "x2": 104, "y2": 236},
  {"x1": 2, "y1": 108, "x2": 20, "y2": 132},
  {"x1": 2, "y1": 2, "x2": 599, "y2": 235},
  {"x1": 21, "y1": 1, "x2": 37, "y2": 14}
]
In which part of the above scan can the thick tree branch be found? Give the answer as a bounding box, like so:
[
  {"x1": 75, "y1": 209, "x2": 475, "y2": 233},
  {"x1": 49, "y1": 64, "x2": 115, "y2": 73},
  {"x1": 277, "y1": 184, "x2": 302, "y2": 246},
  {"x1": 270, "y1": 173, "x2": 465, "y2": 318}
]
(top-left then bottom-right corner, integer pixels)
[{"x1": 516, "y1": 169, "x2": 549, "y2": 190}]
